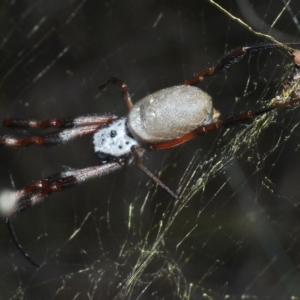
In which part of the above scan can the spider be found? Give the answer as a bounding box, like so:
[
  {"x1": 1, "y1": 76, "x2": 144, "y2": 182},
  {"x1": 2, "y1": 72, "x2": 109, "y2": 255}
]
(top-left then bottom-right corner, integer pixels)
[{"x1": 2, "y1": 42, "x2": 300, "y2": 268}]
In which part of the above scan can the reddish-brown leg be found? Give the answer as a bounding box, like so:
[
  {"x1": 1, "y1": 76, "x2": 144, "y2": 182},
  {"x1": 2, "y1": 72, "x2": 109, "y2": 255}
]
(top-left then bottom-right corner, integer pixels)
[
  {"x1": 0, "y1": 123, "x2": 111, "y2": 146},
  {"x1": 99, "y1": 76, "x2": 133, "y2": 110},
  {"x1": 131, "y1": 145, "x2": 178, "y2": 199},
  {"x1": 7, "y1": 162, "x2": 123, "y2": 268},
  {"x1": 184, "y1": 42, "x2": 300, "y2": 86}
]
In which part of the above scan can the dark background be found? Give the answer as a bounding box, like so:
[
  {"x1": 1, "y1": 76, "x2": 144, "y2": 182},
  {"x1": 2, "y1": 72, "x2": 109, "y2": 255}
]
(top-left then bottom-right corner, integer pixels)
[{"x1": 0, "y1": 1, "x2": 300, "y2": 299}]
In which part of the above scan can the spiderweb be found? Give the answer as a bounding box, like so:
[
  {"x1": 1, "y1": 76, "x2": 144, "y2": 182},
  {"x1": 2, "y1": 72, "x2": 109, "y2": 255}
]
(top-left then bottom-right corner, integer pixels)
[{"x1": 1, "y1": 1, "x2": 300, "y2": 299}]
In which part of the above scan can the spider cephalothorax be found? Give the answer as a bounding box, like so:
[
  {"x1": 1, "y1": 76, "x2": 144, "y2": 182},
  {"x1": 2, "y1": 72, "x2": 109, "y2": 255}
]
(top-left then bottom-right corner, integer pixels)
[{"x1": 93, "y1": 117, "x2": 139, "y2": 163}]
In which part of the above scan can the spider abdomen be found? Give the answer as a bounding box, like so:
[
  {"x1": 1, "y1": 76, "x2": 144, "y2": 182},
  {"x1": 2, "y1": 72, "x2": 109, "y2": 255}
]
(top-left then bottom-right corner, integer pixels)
[{"x1": 127, "y1": 85, "x2": 213, "y2": 144}]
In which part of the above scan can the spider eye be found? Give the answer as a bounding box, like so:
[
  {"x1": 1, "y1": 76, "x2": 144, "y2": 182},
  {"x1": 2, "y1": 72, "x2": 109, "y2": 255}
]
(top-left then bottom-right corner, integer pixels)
[{"x1": 110, "y1": 130, "x2": 117, "y2": 138}]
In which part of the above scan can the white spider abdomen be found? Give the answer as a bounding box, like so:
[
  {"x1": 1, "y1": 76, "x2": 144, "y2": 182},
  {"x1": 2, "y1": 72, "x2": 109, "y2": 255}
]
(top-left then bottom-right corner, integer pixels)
[
  {"x1": 93, "y1": 118, "x2": 138, "y2": 159},
  {"x1": 127, "y1": 85, "x2": 213, "y2": 143}
]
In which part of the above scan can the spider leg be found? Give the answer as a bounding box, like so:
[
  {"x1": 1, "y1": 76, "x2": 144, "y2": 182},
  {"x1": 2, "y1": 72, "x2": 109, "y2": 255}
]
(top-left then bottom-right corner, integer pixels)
[
  {"x1": 0, "y1": 124, "x2": 105, "y2": 146},
  {"x1": 6, "y1": 162, "x2": 123, "y2": 268},
  {"x1": 99, "y1": 76, "x2": 133, "y2": 110},
  {"x1": 150, "y1": 97, "x2": 300, "y2": 150},
  {"x1": 3, "y1": 115, "x2": 117, "y2": 129},
  {"x1": 184, "y1": 42, "x2": 300, "y2": 86},
  {"x1": 131, "y1": 145, "x2": 178, "y2": 199},
  {"x1": 8, "y1": 163, "x2": 123, "y2": 217},
  {"x1": 6, "y1": 218, "x2": 40, "y2": 268}
]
